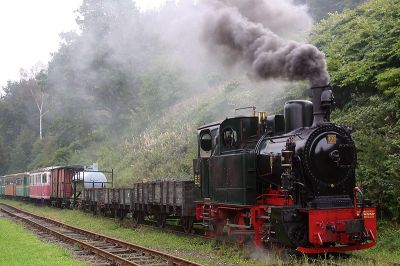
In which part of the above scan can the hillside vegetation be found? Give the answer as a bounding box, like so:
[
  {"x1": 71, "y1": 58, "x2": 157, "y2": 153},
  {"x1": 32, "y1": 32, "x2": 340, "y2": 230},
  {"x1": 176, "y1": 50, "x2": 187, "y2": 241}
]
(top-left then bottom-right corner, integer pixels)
[
  {"x1": 312, "y1": 0, "x2": 400, "y2": 221},
  {"x1": 0, "y1": 0, "x2": 399, "y2": 222}
]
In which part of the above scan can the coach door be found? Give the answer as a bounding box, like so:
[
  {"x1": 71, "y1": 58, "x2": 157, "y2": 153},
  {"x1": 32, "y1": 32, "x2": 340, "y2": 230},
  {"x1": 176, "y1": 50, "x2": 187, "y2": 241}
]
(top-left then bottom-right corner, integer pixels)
[
  {"x1": 52, "y1": 169, "x2": 58, "y2": 198},
  {"x1": 13, "y1": 177, "x2": 16, "y2": 195},
  {"x1": 60, "y1": 168, "x2": 65, "y2": 199},
  {"x1": 64, "y1": 169, "x2": 73, "y2": 198}
]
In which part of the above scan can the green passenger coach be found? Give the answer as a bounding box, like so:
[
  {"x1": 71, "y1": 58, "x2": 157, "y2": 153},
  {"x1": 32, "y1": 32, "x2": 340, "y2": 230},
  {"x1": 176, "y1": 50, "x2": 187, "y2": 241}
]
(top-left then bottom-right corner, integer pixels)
[
  {"x1": 0, "y1": 176, "x2": 5, "y2": 195},
  {"x1": 14, "y1": 173, "x2": 30, "y2": 198}
]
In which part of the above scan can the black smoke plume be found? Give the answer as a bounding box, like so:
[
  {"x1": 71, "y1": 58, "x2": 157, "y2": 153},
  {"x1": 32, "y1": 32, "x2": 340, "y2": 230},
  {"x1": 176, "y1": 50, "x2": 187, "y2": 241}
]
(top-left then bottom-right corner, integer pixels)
[{"x1": 203, "y1": 0, "x2": 330, "y2": 86}]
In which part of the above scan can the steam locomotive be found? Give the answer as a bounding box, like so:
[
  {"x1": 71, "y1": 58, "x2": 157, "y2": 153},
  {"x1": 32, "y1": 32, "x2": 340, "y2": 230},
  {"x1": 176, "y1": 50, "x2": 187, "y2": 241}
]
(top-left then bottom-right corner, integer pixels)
[{"x1": 193, "y1": 85, "x2": 376, "y2": 253}]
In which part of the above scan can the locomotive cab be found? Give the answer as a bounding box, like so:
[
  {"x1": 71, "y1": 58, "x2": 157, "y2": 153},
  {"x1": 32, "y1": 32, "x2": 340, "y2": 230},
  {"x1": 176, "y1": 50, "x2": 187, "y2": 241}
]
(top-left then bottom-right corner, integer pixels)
[{"x1": 194, "y1": 116, "x2": 259, "y2": 205}]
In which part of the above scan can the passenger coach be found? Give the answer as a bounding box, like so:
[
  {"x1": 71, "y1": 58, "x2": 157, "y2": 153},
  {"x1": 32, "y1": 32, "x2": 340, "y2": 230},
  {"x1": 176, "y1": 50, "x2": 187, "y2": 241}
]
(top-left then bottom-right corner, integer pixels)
[{"x1": 29, "y1": 168, "x2": 51, "y2": 200}]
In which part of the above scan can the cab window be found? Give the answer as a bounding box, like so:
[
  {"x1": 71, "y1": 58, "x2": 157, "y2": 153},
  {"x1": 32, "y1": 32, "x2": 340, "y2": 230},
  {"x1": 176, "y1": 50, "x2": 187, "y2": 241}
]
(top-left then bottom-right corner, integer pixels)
[
  {"x1": 222, "y1": 127, "x2": 237, "y2": 148},
  {"x1": 200, "y1": 130, "x2": 212, "y2": 152}
]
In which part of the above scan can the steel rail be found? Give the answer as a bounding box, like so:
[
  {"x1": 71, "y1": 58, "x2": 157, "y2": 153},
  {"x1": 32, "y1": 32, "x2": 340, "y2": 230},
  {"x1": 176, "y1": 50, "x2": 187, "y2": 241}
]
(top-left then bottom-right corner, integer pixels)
[{"x1": 0, "y1": 203, "x2": 202, "y2": 266}]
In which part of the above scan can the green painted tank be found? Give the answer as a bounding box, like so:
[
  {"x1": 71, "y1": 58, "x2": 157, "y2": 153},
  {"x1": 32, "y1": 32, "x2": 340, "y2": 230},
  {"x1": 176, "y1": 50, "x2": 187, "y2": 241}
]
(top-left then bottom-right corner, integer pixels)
[{"x1": 195, "y1": 116, "x2": 259, "y2": 205}]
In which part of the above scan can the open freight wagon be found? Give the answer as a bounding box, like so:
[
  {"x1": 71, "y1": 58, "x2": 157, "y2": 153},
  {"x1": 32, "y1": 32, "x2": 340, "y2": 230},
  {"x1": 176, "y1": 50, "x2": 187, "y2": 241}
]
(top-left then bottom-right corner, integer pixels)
[{"x1": 81, "y1": 180, "x2": 197, "y2": 232}]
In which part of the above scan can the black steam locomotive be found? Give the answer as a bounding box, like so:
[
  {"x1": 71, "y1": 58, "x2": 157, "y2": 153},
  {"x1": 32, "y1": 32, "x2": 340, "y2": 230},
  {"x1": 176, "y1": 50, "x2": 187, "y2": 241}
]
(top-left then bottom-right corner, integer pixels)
[{"x1": 193, "y1": 85, "x2": 376, "y2": 253}]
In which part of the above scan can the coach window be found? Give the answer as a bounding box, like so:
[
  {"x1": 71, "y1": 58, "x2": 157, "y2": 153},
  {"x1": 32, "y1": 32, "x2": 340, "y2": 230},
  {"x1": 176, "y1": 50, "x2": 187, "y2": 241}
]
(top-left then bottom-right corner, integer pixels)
[{"x1": 42, "y1": 173, "x2": 47, "y2": 184}]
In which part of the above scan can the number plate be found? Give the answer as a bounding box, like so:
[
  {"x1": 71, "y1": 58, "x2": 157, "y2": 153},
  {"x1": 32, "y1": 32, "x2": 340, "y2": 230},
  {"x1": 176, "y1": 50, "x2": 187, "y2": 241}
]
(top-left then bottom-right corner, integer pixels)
[{"x1": 327, "y1": 134, "x2": 337, "y2": 144}]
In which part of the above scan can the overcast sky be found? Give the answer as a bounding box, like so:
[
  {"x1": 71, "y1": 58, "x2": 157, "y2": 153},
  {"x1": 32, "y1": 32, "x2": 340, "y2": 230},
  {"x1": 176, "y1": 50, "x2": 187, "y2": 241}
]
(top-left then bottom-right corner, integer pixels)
[{"x1": 0, "y1": 0, "x2": 167, "y2": 91}]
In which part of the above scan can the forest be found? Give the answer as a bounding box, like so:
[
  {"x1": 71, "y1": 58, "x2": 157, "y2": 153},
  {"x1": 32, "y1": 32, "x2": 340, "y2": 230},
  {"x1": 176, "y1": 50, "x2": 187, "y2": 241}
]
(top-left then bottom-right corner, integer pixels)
[{"x1": 0, "y1": 0, "x2": 399, "y2": 223}]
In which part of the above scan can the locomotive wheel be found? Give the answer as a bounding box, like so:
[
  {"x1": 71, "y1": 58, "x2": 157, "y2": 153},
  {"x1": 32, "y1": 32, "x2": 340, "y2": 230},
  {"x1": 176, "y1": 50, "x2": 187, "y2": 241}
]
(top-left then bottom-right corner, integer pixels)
[
  {"x1": 132, "y1": 212, "x2": 144, "y2": 227},
  {"x1": 182, "y1": 216, "x2": 194, "y2": 234},
  {"x1": 210, "y1": 219, "x2": 225, "y2": 236},
  {"x1": 118, "y1": 210, "x2": 125, "y2": 220},
  {"x1": 156, "y1": 214, "x2": 167, "y2": 228},
  {"x1": 287, "y1": 225, "x2": 308, "y2": 247},
  {"x1": 232, "y1": 213, "x2": 247, "y2": 245},
  {"x1": 92, "y1": 205, "x2": 97, "y2": 215}
]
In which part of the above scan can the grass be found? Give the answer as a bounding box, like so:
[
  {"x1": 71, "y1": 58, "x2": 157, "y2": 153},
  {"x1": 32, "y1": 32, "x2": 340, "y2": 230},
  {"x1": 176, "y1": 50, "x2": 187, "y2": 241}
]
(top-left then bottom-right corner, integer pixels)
[
  {"x1": 1, "y1": 198, "x2": 399, "y2": 265},
  {"x1": 0, "y1": 199, "x2": 254, "y2": 266},
  {"x1": 0, "y1": 214, "x2": 84, "y2": 266},
  {"x1": 359, "y1": 220, "x2": 400, "y2": 263}
]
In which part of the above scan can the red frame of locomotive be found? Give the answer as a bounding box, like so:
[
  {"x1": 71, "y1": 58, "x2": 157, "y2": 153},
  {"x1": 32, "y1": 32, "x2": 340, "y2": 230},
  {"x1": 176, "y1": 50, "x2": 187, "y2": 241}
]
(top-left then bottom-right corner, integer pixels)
[{"x1": 195, "y1": 186, "x2": 376, "y2": 253}]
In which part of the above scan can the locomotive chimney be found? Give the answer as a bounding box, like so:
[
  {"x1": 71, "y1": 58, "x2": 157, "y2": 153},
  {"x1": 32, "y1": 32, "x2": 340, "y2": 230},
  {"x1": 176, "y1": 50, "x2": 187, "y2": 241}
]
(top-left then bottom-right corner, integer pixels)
[{"x1": 310, "y1": 85, "x2": 334, "y2": 126}]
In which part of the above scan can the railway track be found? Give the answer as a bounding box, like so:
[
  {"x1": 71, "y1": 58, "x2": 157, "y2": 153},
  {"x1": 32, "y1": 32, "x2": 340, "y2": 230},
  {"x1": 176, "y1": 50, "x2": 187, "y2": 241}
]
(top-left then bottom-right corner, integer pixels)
[
  {"x1": 1, "y1": 201, "x2": 396, "y2": 266},
  {"x1": 0, "y1": 203, "x2": 202, "y2": 266},
  {"x1": 119, "y1": 218, "x2": 207, "y2": 240}
]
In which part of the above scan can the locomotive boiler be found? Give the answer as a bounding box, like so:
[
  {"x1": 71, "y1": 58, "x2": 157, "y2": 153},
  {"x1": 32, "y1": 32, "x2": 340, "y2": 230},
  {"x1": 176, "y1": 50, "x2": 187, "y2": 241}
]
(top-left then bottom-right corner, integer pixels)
[{"x1": 193, "y1": 85, "x2": 377, "y2": 253}]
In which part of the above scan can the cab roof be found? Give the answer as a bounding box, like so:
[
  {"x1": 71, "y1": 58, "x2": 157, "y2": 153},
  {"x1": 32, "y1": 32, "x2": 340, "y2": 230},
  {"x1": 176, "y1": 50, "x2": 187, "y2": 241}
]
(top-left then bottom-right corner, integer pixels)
[{"x1": 197, "y1": 116, "x2": 254, "y2": 131}]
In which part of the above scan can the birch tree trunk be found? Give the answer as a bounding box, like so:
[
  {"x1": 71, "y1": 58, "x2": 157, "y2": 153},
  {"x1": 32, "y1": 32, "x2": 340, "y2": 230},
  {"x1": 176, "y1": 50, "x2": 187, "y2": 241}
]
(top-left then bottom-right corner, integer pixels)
[{"x1": 30, "y1": 87, "x2": 48, "y2": 140}]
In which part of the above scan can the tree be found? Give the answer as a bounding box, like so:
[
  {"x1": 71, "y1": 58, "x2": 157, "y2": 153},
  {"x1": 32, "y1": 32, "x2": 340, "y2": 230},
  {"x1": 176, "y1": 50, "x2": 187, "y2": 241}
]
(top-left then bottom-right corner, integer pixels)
[
  {"x1": 312, "y1": 0, "x2": 400, "y2": 221},
  {"x1": 29, "y1": 70, "x2": 50, "y2": 139},
  {"x1": 47, "y1": 0, "x2": 152, "y2": 130},
  {"x1": 140, "y1": 64, "x2": 186, "y2": 118},
  {"x1": 311, "y1": 0, "x2": 400, "y2": 106},
  {"x1": 0, "y1": 78, "x2": 41, "y2": 173},
  {"x1": 295, "y1": 0, "x2": 367, "y2": 21}
]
